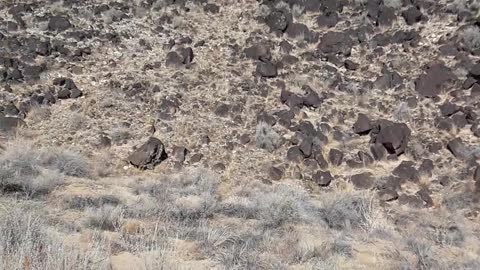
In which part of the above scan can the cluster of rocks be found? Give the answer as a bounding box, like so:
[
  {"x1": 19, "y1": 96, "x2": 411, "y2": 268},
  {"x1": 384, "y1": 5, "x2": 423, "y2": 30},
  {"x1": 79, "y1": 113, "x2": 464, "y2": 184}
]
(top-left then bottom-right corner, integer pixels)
[
  {"x1": 165, "y1": 47, "x2": 194, "y2": 68},
  {"x1": 1, "y1": 0, "x2": 480, "y2": 215},
  {"x1": 127, "y1": 137, "x2": 193, "y2": 170}
]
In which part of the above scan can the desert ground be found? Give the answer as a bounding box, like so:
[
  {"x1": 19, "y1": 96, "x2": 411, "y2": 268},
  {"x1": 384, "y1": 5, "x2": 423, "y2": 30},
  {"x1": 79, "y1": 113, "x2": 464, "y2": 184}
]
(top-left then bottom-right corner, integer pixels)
[{"x1": 1, "y1": 0, "x2": 480, "y2": 269}]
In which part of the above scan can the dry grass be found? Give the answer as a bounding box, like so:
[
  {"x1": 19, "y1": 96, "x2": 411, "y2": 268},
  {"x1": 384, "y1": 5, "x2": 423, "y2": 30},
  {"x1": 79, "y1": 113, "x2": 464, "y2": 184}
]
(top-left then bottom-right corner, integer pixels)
[
  {"x1": 0, "y1": 205, "x2": 110, "y2": 270},
  {"x1": 0, "y1": 155, "x2": 479, "y2": 269},
  {"x1": 1, "y1": 0, "x2": 480, "y2": 269},
  {"x1": 255, "y1": 121, "x2": 281, "y2": 151}
]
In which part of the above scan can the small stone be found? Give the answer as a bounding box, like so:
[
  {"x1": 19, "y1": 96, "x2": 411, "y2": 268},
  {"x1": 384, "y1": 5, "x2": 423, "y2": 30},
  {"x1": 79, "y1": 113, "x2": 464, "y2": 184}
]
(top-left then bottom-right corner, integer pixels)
[
  {"x1": 179, "y1": 47, "x2": 194, "y2": 64},
  {"x1": 244, "y1": 43, "x2": 271, "y2": 61},
  {"x1": 269, "y1": 166, "x2": 283, "y2": 181},
  {"x1": 344, "y1": 60, "x2": 358, "y2": 70},
  {"x1": 312, "y1": 170, "x2": 333, "y2": 186},
  {"x1": 256, "y1": 61, "x2": 278, "y2": 78},
  {"x1": 328, "y1": 148, "x2": 344, "y2": 166},
  {"x1": 402, "y1": 7, "x2": 423, "y2": 25},
  {"x1": 172, "y1": 146, "x2": 188, "y2": 163},
  {"x1": 266, "y1": 10, "x2": 289, "y2": 33},
  {"x1": 350, "y1": 172, "x2": 374, "y2": 189},
  {"x1": 378, "y1": 189, "x2": 399, "y2": 202},
  {"x1": 439, "y1": 176, "x2": 451, "y2": 186},
  {"x1": 99, "y1": 135, "x2": 111, "y2": 148},
  {"x1": 165, "y1": 51, "x2": 183, "y2": 67},
  {"x1": 0, "y1": 116, "x2": 26, "y2": 133},
  {"x1": 48, "y1": 15, "x2": 72, "y2": 32},
  {"x1": 463, "y1": 77, "x2": 476, "y2": 89},
  {"x1": 212, "y1": 163, "x2": 226, "y2": 171},
  {"x1": 204, "y1": 3, "x2": 220, "y2": 13},
  {"x1": 447, "y1": 138, "x2": 468, "y2": 159},
  {"x1": 70, "y1": 87, "x2": 83, "y2": 98},
  {"x1": 358, "y1": 151, "x2": 374, "y2": 165},
  {"x1": 57, "y1": 88, "x2": 70, "y2": 99},
  {"x1": 474, "y1": 166, "x2": 480, "y2": 182},
  {"x1": 417, "y1": 189, "x2": 434, "y2": 208},
  {"x1": 201, "y1": 135, "x2": 210, "y2": 145},
  {"x1": 392, "y1": 161, "x2": 419, "y2": 182},
  {"x1": 439, "y1": 102, "x2": 460, "y2": 117},
  {"x1": 239, "y1": 134, "x2": 250, "y2": 144},
  {"x1": 419, "y1": 159, "x2": 434, "y2": 177},
  {"x1": 287, "y1": 146, "x2": 304, "y2": 162},
  {"x1": 190, "y1": 153, "x2": 203, "y2": 163},
  {"x1": 317, "y1": 12, "x2": 339, "y2": 28},
  {"x1": 353, "y1": 113, "x2": 372, "y2": 135},
  {"x1": 299, "y1": 137, "x2": 313, "y2": 158}
]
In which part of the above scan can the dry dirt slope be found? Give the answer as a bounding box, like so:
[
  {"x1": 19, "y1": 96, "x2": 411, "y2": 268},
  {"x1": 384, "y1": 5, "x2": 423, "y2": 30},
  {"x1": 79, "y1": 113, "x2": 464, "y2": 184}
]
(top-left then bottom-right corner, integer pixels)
[{"x1": 0, "y1": 0, "x2": 480, "y2": 269}]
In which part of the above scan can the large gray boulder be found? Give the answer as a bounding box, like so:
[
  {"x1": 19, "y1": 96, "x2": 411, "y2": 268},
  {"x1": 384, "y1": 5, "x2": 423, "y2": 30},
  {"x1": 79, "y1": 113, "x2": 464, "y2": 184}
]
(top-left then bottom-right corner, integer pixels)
[{"x1": 128, "y1": 137, "x2": 168, "y2": 169}]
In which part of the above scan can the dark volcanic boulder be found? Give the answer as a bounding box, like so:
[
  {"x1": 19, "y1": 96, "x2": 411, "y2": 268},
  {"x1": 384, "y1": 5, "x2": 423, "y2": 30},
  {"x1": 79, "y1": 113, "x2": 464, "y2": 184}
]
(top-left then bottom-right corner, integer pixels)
[
  {"x1": 48, "y1": 15, "x2": 72, "y2": 32},
  {"x1": 415, "y1": 63, "x2": 456, "y2": 97},
  {"x1": 469, "y1": 63, "x2": 480, "y2": 80},
  {"x1": 302, "y1": 85, "x2": 323, "y2": 108},
  {"x1": 373, "y1": 121, "x2": 411, "y2": 156},
  {"x1": 312, "y1": 170, "x2": 333, "y2": 186},
  {"x1": 446, "y1": 138, "x2": 469, "y2": 159},
  {"x1": 328, "y1": 148, "x2": 344, "y2": 166},
  {"x1": 53, "y1": 77, "x2": 83, "y2": 99},
  {"x1": 350, "y1": 172, "x2": 374, "y2": 189},
  {"x1": 317, "y1": 31, "x2": 352, "y2": 56},
  {"x1": 378, "y1": 189, "x2": 398, "y2": 201},
  {"x1": 353, "y1": 113, "x2": 373, "y2": 135},
  {"x1": 402, "y1": 7, "x2": 423, "y2": 25},
  {"x1": 474, "y1": 166, "x2": 480, "y2": 182},
  {"x1": 165, "y1": 51, "x2": 183, "y2": 67},
  {"x1": 392, "y1": 161, "x2": 419, "y2": 182},
  {"x1": 0, "y1": 116, "x2": 25, "y2": 133},
  {"x1": 256, "y1": 61, "x2": 278, "y2": 78},
  {"x1": 179, "y1": 47, "x2": 194, "y2": 64},
  {"x1": 204, "y1": 3, "x2": 220, "y2": 13},
  {"x1": 265, "y1": 10, "x2": 289, "y2": 32},
  {"x1": 286, "y1": 23, "x2": 311, "y2": 40},
  {"x1": 128, "y1": 137, "x2": 168, "y2": 169},
  {"x1": 439, "y1": 102, "x2": 460, "y2": 117},
  {"x1": 376, "y1": 6, "x2": 396, "y2": 26},
  {"x1": 244, "y1": 43, "x2": 271, "y2": 61},
  {"x1": 317, "y1": 12, "x2": 339, "y2": 28}
]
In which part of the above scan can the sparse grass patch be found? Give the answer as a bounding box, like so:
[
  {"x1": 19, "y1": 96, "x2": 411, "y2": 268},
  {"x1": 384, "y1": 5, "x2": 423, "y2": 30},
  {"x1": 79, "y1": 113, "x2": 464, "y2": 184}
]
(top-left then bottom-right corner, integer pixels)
[
  {"x1": 63, "y1": 194, "x2": 121, "y2": 210},
  {"x1": 407, "y1": 239, "x2": 441, "y2": 270},
  {"x1": 442, "y1": 189, "x2": 475, "y2": 211},
  {"x1": 39, "y1": 148, "x2": 92, "y2": 178},
  {"x1": 221, "y1": 184, "x2": 317, "y2": 228},
  {"x1": 255, "y1": 121, "x2": 280, "y2": 151},
  {"x1": 0, "y1": 206, "x2": 110, "y2": 270},
  {"x1": 0, "y1": 141, "x2": 64, "y2": 197},
  {"x1": 85, "y1": 205, "x2": 124, "y2": 231},
  {"x1": 68, "y1": 112, "x2": 88, "y2": 131},
  {"x1": 393, "y1": 101, "x2": 410, "y2": 122},
  {"x1": 110, "y1": 127, "x2": 131, "y2": 145},
  {"x1": 319, "y1": 192, "x2": 373, "y2": 231},
  {"x1": 27, "y1": 105, "x2": 51, "y2": 123},
  {"x1": 459, "y1": 26, "x2": 480, "y2": 53},
  {"x1": 130, "y1": 168, "x2": 220, "y2": 222}
]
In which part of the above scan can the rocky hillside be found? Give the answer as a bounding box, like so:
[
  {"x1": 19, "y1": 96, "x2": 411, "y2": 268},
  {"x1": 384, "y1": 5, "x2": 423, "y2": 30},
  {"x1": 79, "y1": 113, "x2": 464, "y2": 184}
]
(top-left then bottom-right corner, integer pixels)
[{"x1": 1, "y1": 0, "x2": 480, "y2": 269}]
